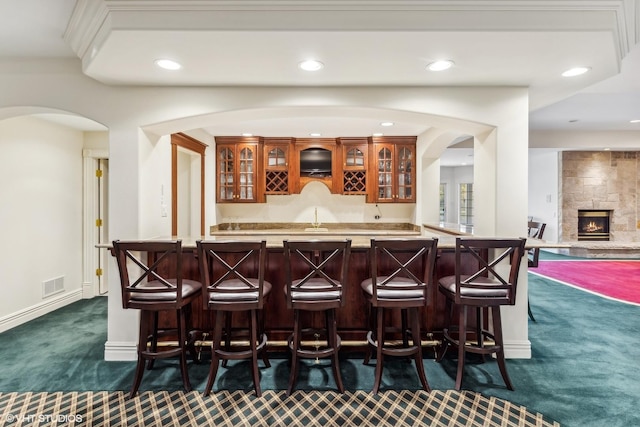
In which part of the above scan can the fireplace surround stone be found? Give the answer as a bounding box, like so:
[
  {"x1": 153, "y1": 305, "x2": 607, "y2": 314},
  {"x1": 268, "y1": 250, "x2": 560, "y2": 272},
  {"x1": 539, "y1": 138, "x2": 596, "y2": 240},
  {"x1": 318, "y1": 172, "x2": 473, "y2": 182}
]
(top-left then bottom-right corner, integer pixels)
[{"x1": 561, "y1": 151, "x2": 640, "y2": 243}]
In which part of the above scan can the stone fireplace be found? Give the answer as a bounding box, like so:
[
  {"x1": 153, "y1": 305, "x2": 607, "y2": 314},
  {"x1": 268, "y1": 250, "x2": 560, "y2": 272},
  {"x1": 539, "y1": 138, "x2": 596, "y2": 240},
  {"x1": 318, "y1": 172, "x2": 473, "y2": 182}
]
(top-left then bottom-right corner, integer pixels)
[
  {"x1": 577, "y1": 209, "x2": 611, "y2": 241},
  {"x1": 561, "y1": 151, "x2": 640, "y2": 243}
]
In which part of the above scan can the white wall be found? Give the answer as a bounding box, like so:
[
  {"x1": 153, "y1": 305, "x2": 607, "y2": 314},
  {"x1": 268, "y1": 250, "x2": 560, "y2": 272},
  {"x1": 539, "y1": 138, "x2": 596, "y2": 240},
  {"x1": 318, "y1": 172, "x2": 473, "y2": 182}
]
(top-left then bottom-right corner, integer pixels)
[
  {"x1": 528, "y1": 149, "x2": 560, "y2": 242},
  {"x1": 139, "y1": 133, "x2": 172, "y2": 238},
  {"x1": 217, "y1": 181, "x2": 415, "y2": 226},
  {"x1": 0, "y1": 61, "x2": 531, "y2": 359},
  {"x1": 0, "y1": 116, "x2": 84, "y2": 330}
]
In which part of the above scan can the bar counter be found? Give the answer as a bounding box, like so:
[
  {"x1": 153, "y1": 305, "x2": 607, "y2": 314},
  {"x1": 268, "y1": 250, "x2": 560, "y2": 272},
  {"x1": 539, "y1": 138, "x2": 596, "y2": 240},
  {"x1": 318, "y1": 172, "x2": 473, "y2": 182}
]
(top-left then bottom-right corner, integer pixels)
[{"x1": 106, "y1": 224, "x2": 563, "y2": 351}]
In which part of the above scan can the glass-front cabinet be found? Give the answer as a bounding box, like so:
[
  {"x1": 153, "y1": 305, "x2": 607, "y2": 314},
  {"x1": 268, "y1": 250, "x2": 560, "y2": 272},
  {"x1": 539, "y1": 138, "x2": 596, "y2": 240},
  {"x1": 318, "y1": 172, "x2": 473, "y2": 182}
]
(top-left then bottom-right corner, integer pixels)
[
  {"x1": 216, "y1": 139, "x2": 261, "y2": 203},
  {"x1": 339, "y1": 137, "x2": 368, "y2": 195},
  {"x1": 372, "y1": 137, "x2": 416, "y2": 203},
  {"x1": 264, "y1": 138, "x2": 291, "y2": 194}
]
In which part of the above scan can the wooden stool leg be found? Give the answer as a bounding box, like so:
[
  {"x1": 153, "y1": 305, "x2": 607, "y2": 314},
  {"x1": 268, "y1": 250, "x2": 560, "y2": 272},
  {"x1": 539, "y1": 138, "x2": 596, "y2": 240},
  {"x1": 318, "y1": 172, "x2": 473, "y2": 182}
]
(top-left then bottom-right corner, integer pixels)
[
  {"x1": 476, "y1": 307, "x2": 487, "y2": 363},
  {"x1": 204, "y1": 310, "x2": 225, "y2": 397},
  {"x1": 177, "y1": 308, "x2": 192, "y2": 392},
  {"x1": 222, "y1": 312, "x2": 232, "y2": 368},
  {"x1": 372, "y1": 307, "x2": 385, "y2": 394},
  {"x1": 455, "y1": 305, "x2": 468, "y2": 391},
  {"x1": 410, "y1": 307, "x2": 430, "y2": 392},
  {"x1": 146, "y1": 311, "x2": 158, "y2": 370},
  {"x1": 249, "y1": 309, "x2": 262, "y2": 396},
  {"x1": 436, "y1": 298, "x2": 453, "y2": 362},
  {"x1": 184, "y1": 304, "x2": 199, "y2": 363},
  {"x1": 492, "y1": 307, "x2": 514, "y2": 390},
  {"x1": 363, "y1": 305, "x2": 376, "y2": 365},
  {"x1": 401, "y1": 309, "x2": 409, "y2": 348},
  {"x1": 528, "y1": 300, "x2": 536, "y2": 322},
  {"x1": 287, "y1": 309, "x2": 301, "y2": 396},
  {"x1": 259, "y1": 308, "x2": 271, "y2": 368},
  {"x1": 130, "y1": 310, "x2": 151, "y2": 398},
  {"x1": 328, "y1": 309, "x2": 344, "y2": 393}
]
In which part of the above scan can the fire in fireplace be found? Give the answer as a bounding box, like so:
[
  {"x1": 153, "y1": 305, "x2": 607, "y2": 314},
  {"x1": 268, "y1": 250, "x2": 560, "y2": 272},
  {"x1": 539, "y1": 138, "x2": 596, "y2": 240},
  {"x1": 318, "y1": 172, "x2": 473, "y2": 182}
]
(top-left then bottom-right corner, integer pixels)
[{"x1": 578, "y1": 210, "x2": 611, "y2": 241}]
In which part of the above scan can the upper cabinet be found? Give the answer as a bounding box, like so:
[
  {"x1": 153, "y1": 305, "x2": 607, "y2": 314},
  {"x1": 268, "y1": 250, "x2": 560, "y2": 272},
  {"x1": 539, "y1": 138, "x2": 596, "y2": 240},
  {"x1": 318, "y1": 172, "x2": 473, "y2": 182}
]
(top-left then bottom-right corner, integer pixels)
[
  {"x1": 214, "y1": 135, "x2": 415, "y2": 203},
  {"x1": 372, "y1": 136, "x2": 416, "y2": 203},
  {"x1": 215, "y1": 137, "x2": 264, "y2": 203},
  {"x1": 338, "y1": 137, "x2": 369, "y2": 195},
  {"x1": 264, "y1": 138, "x2": 292, "y2": 195}
]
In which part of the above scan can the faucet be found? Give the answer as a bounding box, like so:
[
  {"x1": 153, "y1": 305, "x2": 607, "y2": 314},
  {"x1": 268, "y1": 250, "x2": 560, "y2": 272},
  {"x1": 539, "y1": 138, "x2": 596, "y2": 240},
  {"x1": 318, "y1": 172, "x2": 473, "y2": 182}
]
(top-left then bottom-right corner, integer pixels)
[{"x1": 311, "y1": 207, "x2": 322, "y2": 229}]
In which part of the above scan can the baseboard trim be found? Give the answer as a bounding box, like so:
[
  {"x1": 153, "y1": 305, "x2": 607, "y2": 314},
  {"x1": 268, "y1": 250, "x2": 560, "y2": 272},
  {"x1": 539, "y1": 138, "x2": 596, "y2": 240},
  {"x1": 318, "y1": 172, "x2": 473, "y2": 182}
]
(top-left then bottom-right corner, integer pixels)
[
  {"x1": 104, "y1": 341, "x2": 137, "y2": 361},
  {"x1": 504, "y1": 339, "x2": 532, "y2": 359},
  {"x1": 0, "y1": 289, "x2": 83, "y2": 333},
  {"x1": 82, "y1": 281, "x2": 94, "y2": 299}
]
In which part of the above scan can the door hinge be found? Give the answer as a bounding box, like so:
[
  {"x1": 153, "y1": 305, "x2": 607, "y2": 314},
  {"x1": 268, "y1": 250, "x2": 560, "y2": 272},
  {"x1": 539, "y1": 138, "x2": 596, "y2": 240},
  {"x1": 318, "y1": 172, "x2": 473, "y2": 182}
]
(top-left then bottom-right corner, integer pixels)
[
  {"x1": 96, "y1": 268, "x2": 103, "y2": 277},
  {"x1": 96, "y1": 219, "x2": 103, "y2": 227},
  {"x1": 95, "y1": 169, "x2": 103, "y2": 178}
]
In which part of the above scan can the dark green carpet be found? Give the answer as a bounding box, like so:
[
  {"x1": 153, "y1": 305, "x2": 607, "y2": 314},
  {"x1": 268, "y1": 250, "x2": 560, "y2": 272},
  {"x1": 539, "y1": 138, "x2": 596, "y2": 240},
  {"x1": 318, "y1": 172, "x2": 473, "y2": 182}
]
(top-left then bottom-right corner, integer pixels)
[{"x1": 1, "y1": 258, "x2": 639, "y2": 426}]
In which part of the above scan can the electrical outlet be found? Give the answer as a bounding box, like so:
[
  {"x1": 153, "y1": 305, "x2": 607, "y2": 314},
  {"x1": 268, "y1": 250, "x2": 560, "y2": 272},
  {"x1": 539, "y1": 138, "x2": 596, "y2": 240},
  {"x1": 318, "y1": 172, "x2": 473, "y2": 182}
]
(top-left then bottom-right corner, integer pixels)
[{"x1": 374, "y1": 215, "x2": 381, "y2": 220}]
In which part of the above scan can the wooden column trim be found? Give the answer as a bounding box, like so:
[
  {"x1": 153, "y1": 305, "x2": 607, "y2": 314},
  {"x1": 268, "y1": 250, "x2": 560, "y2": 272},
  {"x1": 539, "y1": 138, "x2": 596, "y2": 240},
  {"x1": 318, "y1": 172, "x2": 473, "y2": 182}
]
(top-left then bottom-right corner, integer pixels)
[{"x1": 171, "y1": 133, "x2": 207, "y2": 236}]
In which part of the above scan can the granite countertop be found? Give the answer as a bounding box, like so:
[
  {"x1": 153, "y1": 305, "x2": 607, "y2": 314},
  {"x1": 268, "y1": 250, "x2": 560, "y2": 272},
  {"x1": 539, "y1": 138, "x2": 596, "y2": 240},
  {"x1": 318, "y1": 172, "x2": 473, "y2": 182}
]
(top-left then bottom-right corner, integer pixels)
[
  {"x1": 210, "y1": 228, "x2": 421, "y2": 236},
  {"x1": 205, "y1": 225, "x2": 432, "y2": 248},
  {"x1": 98, "y1": 222, "x2": 567, "y2": 250}
]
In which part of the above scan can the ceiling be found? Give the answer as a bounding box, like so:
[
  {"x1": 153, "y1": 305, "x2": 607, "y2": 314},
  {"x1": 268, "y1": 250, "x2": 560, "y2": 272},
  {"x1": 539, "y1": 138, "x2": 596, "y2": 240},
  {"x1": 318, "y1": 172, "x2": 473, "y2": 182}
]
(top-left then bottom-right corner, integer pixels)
[{"x1": 2, "y1": 0, "x2": 640, "y2": 166}]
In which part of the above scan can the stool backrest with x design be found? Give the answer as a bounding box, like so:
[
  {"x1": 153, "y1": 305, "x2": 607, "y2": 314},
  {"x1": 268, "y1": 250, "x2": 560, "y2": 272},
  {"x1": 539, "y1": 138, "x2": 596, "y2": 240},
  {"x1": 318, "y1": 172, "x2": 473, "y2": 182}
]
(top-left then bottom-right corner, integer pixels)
[
  {"x1": 197, "y1": 240, "x2": 268, "y2": 311},
  {"x1": 113, "y1": 240, "x2": 187, "y2": 310},
  {"x1": 283, "y1": 239, "x2": 352, "y2": 308},
  {"x1": 368, "y1": 238, "x2": 439, "y2": 305},
  {"x1": 453, "y1": 237, "x2": 527, "y2": 306}
]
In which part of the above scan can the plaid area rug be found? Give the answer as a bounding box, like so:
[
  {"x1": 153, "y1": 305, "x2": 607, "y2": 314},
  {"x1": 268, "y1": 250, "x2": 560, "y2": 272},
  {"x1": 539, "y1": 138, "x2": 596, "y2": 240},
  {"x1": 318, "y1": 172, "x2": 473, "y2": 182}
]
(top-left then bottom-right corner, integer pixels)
[{"x1": 0, "y1": 389, "x2": 559, "y2": 427}]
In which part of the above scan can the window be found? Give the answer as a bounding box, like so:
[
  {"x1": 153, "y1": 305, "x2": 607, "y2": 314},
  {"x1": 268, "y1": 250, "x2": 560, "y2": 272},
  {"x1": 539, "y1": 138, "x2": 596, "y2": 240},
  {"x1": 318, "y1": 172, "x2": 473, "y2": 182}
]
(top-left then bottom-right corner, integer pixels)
[
  {"x1": 439, "y1": 183, "x2": 446, "y2": 222},
  {"x1": 459, "y1": 183, "x2": 473, "y2": 225}
]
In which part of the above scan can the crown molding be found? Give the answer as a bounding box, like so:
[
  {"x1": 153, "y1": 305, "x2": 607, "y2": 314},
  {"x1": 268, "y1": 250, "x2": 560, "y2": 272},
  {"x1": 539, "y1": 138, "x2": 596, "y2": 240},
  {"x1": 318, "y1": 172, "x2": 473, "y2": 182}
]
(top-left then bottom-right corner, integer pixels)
[
  {"x1": 63, "y1": 0, "x2": 636, "y2": 87},
  {"x1": 64, "y1": 1, "x2": 633, "y2": 51},
  {"x1": 64, "y1": 0, "x2": 111, "y2": 59}
]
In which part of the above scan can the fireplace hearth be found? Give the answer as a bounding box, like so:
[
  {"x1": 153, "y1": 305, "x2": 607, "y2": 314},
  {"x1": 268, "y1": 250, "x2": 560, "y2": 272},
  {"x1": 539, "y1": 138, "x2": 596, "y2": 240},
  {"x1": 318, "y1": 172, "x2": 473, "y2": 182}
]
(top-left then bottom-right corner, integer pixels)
[{"x1": 578, "y1": 210, "x2": 611, "y2": 241}]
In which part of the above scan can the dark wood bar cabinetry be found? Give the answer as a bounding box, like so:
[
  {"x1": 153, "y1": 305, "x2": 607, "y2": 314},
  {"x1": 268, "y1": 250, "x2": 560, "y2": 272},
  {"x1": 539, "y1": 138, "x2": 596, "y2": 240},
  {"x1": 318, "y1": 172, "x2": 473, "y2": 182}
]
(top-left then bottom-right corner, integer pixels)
[
  {"x1": 156, "y1": 239, "x2": 478, "y2": 351},
  {"x1": 215, "y1": 135, "x2": 416, "y2": 203}
]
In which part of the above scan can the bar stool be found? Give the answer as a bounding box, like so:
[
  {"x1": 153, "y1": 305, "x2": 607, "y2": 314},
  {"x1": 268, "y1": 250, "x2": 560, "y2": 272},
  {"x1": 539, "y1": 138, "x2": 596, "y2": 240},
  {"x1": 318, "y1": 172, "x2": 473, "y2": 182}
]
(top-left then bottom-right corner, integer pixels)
[
  {"x1": 196, "y1": 240, "x2": 271, "y2": 397},
  {"x1": 361, "y1": 238, "x2": 439, "y2": 394},
  {"x1": 112, "y1": 240, "x2": 202, "y2": 398},
  {"x1": 436, "y1": 237, "x2": 527, "y2": 390},
  {"x1": 527, "y1": 221, "x2": 546, "y2": 321},
  {"x1": 283, "y1": 239, "x2": 352, "y2": 395}
]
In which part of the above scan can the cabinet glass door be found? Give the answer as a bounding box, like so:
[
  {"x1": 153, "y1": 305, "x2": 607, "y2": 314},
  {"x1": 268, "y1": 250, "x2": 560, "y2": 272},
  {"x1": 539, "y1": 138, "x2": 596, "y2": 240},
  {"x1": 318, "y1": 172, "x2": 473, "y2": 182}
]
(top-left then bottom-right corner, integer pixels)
[
  {"x1": 397, "y1": 146, "x2": 413, "y2": 200},
  {"x1": 238, "y1": 146, "x2": 255, "y2": 201},
  {"x1": 268, "y1": 147, "x2": 287, "y2": 167},
  {"x1": 218, "y1": 147, "x2": 234, "y2": 200},
  {"x1": 377, "y1": 147, "x2": 393, "y2": 200},
  {"x1": 345, "y1": 147, "x2": 365, "y2": 168}
]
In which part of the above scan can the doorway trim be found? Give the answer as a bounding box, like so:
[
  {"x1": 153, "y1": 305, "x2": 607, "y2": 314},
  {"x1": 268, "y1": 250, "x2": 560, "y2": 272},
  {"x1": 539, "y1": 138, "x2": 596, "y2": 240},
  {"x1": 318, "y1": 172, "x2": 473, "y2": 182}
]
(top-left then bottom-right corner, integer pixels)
[
  {"x1": 171, "y1": 133, "x2": 207, "y2": 236},
  {"x1": 83, "y1": 149, "x2": 109, "y2": 299}
]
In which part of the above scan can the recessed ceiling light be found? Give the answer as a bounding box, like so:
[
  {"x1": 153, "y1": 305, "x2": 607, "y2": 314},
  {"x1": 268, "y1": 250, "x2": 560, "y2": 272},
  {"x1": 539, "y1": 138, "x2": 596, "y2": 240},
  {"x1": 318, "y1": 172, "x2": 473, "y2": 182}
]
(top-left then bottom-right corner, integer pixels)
[
  {"x1": 630, "y1": 119, "x2": 640, "y2": 123},
  {"x1": 241, "y1": 133, "x2": 253, "y2": 137},
  {"x1": 372, "y1": 133, "x2": 384, "y2": 137},
  {"x1": 426, "y1": 60, "x2": 454, "y2": 71},
  {"x1": 309, "y1": 132, "x2": 322, "y2": 137},
  {"x1": 380, "y1": 122, "x2": 394, "y2": 127},
  {"x1": 299, "y1": 60, "x2": 324, "y2": 71},
  {"x1": 562, "y1": 67, "x2": 591, "y2": 77},
  {"x1": 154, "y1": 59, "x2": 182, "y2": 70},
  {"x1": 603, "y1": 148, "x2": 611, "y2": 151}
]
